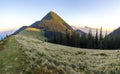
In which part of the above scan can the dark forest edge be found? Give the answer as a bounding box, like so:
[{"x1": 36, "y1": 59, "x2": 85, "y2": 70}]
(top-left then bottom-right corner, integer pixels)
[
  {"x1": 1, "y1": 27, "x2": 119, "y2": 50},
  {"x1": 47, "y1": 27, "x2": 120, "y2": 49}
]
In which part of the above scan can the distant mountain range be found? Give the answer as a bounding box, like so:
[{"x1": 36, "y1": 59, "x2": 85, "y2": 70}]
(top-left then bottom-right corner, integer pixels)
[
  {"x1": 75, "y1": 29, "x2": 86, "y2": 36},
  {"x1": 72, "y1": 26, "x2": 111, "y2": 36}
]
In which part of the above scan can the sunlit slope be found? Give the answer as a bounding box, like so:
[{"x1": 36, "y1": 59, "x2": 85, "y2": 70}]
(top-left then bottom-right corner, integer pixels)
[
  {"x1": 18, "y1": 29, "x2": 47, "y2": 41},
  {"x1": 25, "y1": 27, "x2": 41, "y2": 32},
  {"x1": 15, "y1": 34, "x2": 120, "y2": 74}
]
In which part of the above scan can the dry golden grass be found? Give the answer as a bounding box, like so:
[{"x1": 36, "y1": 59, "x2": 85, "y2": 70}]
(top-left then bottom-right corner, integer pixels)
[{"x1": 26, "y1": 27, "x2": 40, "y2": 32}]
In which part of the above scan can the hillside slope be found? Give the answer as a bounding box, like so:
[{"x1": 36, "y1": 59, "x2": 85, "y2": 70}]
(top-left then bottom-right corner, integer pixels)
[
  {"x1": 1, "y1": 34, "x2": 120, "y2": 74},
  {"x1": 0, "y1": 36, "x2": 25, "y2": 74},
  {"x1": 18, "y1": 28, "x2": 47, "y2": 41},
  {"x1": 16, "y1": 35, "x2": 120, "y2": 74}
]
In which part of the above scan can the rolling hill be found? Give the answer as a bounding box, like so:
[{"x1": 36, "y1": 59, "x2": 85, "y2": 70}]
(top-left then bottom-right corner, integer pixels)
[
  {"x1": 72, "y1": 26, "x2": 111, "y2": 36},
  {"x1": 18, "y1": 27, "x2": 47, "y2": 41},
  {"x1": 0, "y1": 33, "x2": 120, "y2": 74}
]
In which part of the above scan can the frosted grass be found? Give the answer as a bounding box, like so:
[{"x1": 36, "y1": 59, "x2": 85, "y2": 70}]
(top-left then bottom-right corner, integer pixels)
[{"x1": 15, "y1": 35, "x2": 120, "y2": 74}]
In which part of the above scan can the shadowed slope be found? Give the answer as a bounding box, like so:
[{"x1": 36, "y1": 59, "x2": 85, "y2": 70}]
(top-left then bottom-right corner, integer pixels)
[{"x1": 108, "y1": 27, "x2": 120, "y2": 37}]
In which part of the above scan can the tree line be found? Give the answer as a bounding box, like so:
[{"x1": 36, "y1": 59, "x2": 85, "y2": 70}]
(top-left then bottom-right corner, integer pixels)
[{"x1": 50, "y1": 27, "x2": 120, "y2": 49}]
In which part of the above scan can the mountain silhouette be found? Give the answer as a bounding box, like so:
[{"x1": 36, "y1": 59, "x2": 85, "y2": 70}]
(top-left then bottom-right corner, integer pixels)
[
  {"x1": 75, "y1": 29, "x2": 86, "y2": 36},
  {"x1": 108, "y1": 27, "x2": 120, "y2": 37}
]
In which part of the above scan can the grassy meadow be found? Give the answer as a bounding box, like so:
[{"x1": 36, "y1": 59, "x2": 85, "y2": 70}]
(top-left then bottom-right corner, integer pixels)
[{"x1": 0, "y1": 34, "x2": 120, "y2": 74}]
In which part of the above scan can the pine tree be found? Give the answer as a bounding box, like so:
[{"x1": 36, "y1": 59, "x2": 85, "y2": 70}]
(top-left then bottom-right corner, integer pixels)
[
  {"x1": 99, "y1": 27, "x2": 103, "y2": 49},
  {"x1": 66, "y1": 29, "x2": 70, "y2": 46},
  {"x1": 80, "y1": 34, "x2": 87, "y2": 48},
  {"x1": 95, "y1": 29, "x2": 98, "y2": 49},
  {"x1": 75, "y1": 32, "x2": 80, "y2": 47},
  {"x1": 53, "y1": 33, "x2": 57, "y2": 43},
  {"x1": 103, "y1": 31, "x2": 108, "y2": 49},
  {"x1": 87, "y1": 29, "x2": 94, "y2": 48},
  {"x1": 59, "y1": 33, "x2": 63, "y2": 44},
  {"x1": 71, "y1": 31, "x2": 76, "y2": 47}
]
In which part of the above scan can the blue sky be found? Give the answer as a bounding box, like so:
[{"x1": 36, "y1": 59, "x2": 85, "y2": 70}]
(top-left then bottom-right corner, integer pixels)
[{"x1": 0, "y1": 0, "x2": 120, "y2": 32}]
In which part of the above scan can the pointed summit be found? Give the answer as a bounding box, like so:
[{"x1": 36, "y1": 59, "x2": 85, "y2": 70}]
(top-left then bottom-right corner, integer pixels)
[
  {"x1": 31, "y1": 11, "x2": 74, "y2": 33},
  {"x1": 42, "y1": 11, "x2": 57, "y2": 20},
  {"x1": 41, "y1": 11, "x2": 65, "y2": 23}
]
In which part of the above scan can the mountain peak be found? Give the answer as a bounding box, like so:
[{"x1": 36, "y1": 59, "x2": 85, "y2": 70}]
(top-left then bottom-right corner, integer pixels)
[
  {"x1": 41, "y1": 11, "x2": 64, "y2": 22},
  {"x1": 41, "y1": 11, "x2": 56, "y2": 20},
  {"x1": 49, "y1": 11, "x2": 56, "y2": 14},
  {"x1": 30, "y1": 11, "x2": 74, "y2": 34}
]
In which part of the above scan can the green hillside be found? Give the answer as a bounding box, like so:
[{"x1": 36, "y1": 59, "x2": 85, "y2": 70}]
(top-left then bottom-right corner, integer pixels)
[
  {"x1": 19, "y1": 29, "x2": 47, "y2": 41},
  {"x1": 1, "y1": 33, "x2": 120, "y2": 74},
  {"x1": 0, "y1": 36, "x2": 25, "y2": 74},
  {"x1": 15, "y1": 35, "x2": 120, "y2": 74}
]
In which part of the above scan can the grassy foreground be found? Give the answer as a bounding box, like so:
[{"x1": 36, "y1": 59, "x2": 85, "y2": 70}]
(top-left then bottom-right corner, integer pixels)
[
  {"x1": 17, "y1": 35, "x2": 120, "y2": 74},
  {"x1": 0, "y1": 34, "x2": 120, "y2": 74},
  {"x1": 0, "y1": 36, "x2": 25, "y2": 74}
]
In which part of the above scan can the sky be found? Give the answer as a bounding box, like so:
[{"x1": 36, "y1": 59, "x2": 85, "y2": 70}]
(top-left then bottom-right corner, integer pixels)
[{"x1": 0, "y1": 0, "x2": 120, "y2": 32}]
